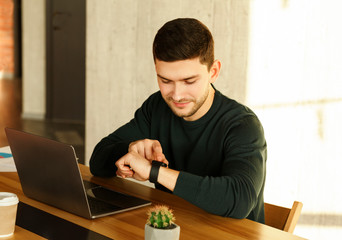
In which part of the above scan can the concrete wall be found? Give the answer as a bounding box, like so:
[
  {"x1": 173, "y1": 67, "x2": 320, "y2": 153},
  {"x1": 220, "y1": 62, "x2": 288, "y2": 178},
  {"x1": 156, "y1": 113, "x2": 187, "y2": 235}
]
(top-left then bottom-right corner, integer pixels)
[{"x1": 21, "y1": 0, "x2": 46, "y2": 119}]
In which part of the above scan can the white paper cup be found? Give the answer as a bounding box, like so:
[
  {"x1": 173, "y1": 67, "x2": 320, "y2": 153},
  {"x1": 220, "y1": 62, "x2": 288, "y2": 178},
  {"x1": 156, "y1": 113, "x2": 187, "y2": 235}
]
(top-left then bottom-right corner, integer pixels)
[{"x1": 0, "y1": 192, "x2": 19, "y2": 238}]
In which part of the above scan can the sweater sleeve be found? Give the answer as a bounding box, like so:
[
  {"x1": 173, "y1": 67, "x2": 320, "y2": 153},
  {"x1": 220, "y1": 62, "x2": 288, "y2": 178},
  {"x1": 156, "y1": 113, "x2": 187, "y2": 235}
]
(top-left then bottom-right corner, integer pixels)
[
  {"x1": 89, "y1": 97, "x2": 153, "y2": 177},
  {"x1": 173, "y1": 116, "x2": 267, "y2": 219}
]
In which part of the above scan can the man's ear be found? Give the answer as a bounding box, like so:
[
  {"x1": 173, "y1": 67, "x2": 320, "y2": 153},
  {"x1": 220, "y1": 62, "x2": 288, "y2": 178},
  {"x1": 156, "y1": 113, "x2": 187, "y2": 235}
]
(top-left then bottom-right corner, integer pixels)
[{"x1": 209, "y1": 60, "x2": 221, "y2": 83}]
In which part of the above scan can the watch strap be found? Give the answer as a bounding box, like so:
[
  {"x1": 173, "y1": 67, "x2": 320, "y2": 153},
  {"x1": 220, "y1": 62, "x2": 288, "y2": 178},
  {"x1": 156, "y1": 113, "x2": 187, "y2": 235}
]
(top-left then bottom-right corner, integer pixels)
[{"x1": 149, "y1": 160, "x2": 167, "y2": 183}]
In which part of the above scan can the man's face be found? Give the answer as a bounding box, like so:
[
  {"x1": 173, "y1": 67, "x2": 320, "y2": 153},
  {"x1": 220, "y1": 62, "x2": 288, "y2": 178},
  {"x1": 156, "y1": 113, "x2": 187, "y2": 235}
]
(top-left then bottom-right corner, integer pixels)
[{"x1": 155, "y1": 58, "x2": 220, "y2": 121}]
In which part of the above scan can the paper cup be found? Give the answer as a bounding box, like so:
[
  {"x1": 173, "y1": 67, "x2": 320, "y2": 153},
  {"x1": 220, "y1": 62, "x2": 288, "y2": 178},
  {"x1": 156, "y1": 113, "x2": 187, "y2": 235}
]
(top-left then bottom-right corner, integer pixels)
[{"x1": 0, "y1": 192, "x2": 19, "y2": 238}]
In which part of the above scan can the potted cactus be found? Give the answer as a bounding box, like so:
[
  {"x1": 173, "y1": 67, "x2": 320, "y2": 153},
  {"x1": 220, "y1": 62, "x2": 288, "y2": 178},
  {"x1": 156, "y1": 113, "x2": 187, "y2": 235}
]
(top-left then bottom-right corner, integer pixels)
[{"x1": 145, "y1": 205, "x2": 180, "y2": 240}]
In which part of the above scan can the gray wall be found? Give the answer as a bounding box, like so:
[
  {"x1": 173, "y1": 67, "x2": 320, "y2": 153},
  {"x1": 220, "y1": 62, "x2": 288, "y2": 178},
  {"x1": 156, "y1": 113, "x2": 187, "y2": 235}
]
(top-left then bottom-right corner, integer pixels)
[{"x1": 22, "y1": 0, "x2": 46, "y2": 119}]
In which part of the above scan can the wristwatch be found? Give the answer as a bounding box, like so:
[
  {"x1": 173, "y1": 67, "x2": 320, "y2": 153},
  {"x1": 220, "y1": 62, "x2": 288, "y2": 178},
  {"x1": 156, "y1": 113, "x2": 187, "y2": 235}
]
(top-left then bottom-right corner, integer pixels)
[{"x1": 149, "y1": 160, "x2": 167, "y2": 184}]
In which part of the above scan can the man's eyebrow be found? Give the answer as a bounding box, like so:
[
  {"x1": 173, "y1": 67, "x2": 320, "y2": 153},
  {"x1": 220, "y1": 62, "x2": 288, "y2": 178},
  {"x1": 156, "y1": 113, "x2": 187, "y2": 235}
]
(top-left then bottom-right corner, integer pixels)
[
  {"x1": 157, "y1": 74, "x2": 171, "y2": 81},
  {"x1": 157, "y1": 74, "x2": 199, "y2": 81},
  {"x1": 183, "y1": 75, "x2": 199, "y2": 81}
]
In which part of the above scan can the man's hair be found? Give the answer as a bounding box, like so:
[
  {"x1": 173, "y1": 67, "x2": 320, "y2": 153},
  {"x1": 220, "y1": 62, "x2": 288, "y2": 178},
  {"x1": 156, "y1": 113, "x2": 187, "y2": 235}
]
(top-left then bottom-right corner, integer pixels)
[{"x1": 153, "y1": 18, "x2": 214, "y2": 70}]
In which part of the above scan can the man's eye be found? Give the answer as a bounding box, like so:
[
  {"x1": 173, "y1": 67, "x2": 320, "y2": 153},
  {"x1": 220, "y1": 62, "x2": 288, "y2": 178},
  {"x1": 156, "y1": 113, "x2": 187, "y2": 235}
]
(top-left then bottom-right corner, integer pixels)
[
  {"x1": 185, "y1": 80, "x2": 196, "y2": 85},
  {"x1": 161, "y1": 79, "x2": 171, "y2": 84}
]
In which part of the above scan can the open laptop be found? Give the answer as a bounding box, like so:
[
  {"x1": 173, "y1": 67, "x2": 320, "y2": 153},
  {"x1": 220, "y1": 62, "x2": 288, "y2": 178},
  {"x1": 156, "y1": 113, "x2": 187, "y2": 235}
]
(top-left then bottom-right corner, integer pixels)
[{"x1": 5, "y1": 128, "x2": 151, "y2": 219}]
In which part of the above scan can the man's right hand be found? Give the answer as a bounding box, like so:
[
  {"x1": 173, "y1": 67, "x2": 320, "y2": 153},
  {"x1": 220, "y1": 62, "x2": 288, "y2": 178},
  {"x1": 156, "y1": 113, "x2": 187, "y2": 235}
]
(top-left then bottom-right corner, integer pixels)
[
  {"x1": 128, "y1": 139, "x2": 168, "y2": 165},
  {"x1": 116, "y1": 139, "x2": 178, "y2": 191}
]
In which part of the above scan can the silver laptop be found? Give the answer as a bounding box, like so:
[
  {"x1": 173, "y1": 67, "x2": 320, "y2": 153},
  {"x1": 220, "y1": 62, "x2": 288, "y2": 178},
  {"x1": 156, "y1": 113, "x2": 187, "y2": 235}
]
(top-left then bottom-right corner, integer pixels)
[{"x1": 5, "y1": 128, "x2": 151, "y2": 219}]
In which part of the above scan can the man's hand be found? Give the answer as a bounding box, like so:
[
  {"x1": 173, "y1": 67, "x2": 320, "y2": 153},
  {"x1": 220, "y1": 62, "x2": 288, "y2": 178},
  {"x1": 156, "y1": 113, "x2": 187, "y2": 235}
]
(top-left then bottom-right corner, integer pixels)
[
  {"x1": 115, "y1": 139, "x2": 178, "y2": 191},
  {"x1": 128, "y1": 139, "x2": 168, "y2": 165},
  {"x1": 115, "y1": 139, "x2": 179, "y2": 191},
  {"x1": 115, "y1": 151, "x2": 152, "y2": 181}
]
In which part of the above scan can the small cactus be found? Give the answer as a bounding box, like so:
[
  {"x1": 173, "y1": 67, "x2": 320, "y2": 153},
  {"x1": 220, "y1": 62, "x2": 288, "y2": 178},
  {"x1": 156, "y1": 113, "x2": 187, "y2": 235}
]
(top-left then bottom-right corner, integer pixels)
[{"x1": 146, "y1": 205, "x2": 176, "y2": 229}]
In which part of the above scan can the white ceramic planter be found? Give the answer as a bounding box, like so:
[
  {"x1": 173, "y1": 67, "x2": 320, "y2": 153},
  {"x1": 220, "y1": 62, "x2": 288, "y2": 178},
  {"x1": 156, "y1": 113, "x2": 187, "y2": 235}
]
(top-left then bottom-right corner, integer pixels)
[{"x1": 145, "y1": 223, "x2": 180, "y2": 240}]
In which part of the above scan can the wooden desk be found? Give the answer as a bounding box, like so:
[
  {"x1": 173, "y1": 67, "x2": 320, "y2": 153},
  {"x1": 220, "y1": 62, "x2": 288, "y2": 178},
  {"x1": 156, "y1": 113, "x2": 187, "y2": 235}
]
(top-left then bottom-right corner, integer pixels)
[{"x1": 0, "y1": 165, "x2": 307, "y2": 240}]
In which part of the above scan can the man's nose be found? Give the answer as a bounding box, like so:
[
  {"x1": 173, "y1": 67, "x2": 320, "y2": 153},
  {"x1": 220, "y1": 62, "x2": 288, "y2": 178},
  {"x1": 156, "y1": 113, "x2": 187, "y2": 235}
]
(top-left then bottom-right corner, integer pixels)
[{"x1": 171, "y1": 83, "x2": 184, "y2": 101}]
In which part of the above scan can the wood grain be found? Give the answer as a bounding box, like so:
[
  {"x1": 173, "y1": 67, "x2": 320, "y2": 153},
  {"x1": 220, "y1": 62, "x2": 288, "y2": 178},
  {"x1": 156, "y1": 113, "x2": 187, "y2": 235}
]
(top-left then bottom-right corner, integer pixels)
[
  {"x1": 0, "y1": 165, "x2": 307, "y2": 240},
  {"x1": 7, "y1": 226, "x2": 47, "y2": 240}
]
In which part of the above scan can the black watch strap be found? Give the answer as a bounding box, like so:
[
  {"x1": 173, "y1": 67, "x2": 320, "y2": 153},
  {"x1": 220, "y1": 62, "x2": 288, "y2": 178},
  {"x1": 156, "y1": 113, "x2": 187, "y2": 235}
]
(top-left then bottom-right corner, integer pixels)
[{"x1": 149, "y1": 160, "x2": 167, "y2": 184}]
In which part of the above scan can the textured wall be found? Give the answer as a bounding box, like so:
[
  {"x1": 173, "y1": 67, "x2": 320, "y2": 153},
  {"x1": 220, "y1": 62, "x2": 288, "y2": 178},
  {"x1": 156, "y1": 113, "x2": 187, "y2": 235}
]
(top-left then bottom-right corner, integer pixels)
[{"x1": 22, "y1": 0, "x2": 46, "y2": 119}]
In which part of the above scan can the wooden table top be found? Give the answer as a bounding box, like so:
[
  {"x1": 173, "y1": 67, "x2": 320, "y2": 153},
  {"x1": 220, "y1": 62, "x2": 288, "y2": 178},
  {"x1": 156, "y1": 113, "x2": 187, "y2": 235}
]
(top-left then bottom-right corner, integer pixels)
[{"x1": 0, "y1": 164, "x2": 307, "y2": 240}]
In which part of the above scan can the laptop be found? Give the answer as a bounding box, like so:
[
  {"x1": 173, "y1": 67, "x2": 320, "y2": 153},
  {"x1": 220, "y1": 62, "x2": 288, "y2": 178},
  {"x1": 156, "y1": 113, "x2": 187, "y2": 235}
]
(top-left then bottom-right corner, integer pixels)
[{"x1": 5, "y1": 128, "x2": 151, "y2": 219}]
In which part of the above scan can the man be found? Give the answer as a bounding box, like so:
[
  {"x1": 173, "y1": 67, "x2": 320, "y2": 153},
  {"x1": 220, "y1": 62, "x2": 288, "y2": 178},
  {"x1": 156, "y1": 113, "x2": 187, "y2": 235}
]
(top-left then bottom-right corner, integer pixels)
[{"x1": 90, "y1": 18, "x2": 267, "y2": 223}]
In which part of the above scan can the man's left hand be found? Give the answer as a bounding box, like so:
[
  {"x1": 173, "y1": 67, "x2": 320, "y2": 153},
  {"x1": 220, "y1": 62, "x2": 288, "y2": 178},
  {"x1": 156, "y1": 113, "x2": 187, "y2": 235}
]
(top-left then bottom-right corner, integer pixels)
[{"x1": 115, "y1": 151, "x2": 152, "y2": 181}]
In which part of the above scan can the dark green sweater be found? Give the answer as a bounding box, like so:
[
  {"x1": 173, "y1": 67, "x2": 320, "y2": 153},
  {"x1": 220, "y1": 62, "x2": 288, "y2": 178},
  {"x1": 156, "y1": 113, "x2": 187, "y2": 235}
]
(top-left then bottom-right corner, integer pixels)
[{"x1": 89, "y1": 89, "x2": 267, "y2": 223}]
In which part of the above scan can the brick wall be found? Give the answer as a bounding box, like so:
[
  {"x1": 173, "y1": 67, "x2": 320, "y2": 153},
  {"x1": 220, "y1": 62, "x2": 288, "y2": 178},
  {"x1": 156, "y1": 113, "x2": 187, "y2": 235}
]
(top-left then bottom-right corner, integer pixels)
[{"x1": 0, "y1": 0, "x2": 14, "y2": 79}]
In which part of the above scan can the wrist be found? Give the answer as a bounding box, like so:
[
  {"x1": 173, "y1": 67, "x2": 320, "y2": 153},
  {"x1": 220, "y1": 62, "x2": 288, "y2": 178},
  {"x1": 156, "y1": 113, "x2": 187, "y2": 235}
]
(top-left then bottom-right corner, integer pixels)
[{"x1": 156, "y1": 167, "x2": 179, "y2": 192}]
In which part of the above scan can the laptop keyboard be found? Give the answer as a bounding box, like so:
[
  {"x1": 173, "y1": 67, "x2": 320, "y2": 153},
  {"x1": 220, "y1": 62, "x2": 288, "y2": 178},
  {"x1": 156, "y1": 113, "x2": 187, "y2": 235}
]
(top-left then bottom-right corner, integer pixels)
[
  {"x1": 83, "y1": 180, "x2": 150, "y2": 215},
  {"x1": 87, "y1": 196, "x2": 121, "y2": 215}
]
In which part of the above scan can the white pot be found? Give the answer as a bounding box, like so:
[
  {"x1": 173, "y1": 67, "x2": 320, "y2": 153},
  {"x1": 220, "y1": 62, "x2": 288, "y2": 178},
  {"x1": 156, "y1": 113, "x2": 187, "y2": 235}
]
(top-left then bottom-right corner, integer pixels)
[{"x1": 145, "y1": 223, "x2": 180, "y2": 240}]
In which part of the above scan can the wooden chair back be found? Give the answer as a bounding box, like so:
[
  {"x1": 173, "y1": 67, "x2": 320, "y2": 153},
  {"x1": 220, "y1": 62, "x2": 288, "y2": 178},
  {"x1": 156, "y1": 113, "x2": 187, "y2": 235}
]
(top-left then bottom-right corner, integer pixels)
[{"x1": 264, "y1": 201, "x2": 303, "y2": 233}]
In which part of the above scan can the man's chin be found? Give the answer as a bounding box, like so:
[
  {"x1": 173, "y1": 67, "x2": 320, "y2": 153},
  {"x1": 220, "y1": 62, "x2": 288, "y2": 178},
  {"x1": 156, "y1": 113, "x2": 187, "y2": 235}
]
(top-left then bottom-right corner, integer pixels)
[
  {"x1": 166, "y1": 101, "x2": 198, "y2": 118},
  {"x1": 168, "y1": 107, "x2": 188, "y2": 118},
  {"x1": 170, "y1": 107, "x2": 197, "y2": 119}
]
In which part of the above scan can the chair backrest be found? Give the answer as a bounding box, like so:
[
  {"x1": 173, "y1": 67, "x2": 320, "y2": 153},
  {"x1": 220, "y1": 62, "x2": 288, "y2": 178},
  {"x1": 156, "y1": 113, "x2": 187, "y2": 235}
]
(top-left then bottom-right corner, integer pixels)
[{"x1": 264, "y1": 201, "x2": 303, "y2": 233}]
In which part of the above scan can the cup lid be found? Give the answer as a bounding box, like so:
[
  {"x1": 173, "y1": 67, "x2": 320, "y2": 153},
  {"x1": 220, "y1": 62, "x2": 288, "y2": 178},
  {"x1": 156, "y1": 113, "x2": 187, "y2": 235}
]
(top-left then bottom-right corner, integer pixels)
[{"x1": 0, "y1": 192, "x2": 19, "y2": 206}]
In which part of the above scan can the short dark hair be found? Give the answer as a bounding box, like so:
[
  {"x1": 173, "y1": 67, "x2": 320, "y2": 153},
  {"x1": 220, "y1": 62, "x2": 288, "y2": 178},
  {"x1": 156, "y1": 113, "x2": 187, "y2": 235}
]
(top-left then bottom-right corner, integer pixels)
[{"x1": 153, "y1": 18, "x2": 214, "y2": 70}]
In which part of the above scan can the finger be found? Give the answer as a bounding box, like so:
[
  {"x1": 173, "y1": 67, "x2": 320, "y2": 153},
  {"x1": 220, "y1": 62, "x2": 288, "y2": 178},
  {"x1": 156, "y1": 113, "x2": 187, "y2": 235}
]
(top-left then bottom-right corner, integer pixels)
[
  {"x1": 115, "y1": 160, "x2": 130, "y2": 170},
  {"x1": 154, "y1": 152, "x2": 164, "y2": 161},
  {"x1": 152, "y1": 141, "x2": 163, "y2": 154},
  {"x1": 138, "y1": 148, "x2": 145, "y2": 158},
  {"x1": 116, "y1": 169, "x2": 134, "y2": 178},
  {"x1": 144, "y1": 139, "x2": 157, "y2": 159},
  {"x1": 128, "y1": 141, "x2": 137, "y2": 152},
  {"x1": 129, "y1": 141, "x2": 146, "y2": 158},
  {"x1": 128, "y1": 141, "x2": 142, "y2": 154},
  {"x1": 145, "y1": 145, "x2": 153, "y2": 160},
  {"x1": 115, "y1": 154, "x2": 134, "y2": 173},
  {"x1": 152, "y1": 145, "x2": 168, "y2": 165},
  {"x1": 116, "y1": 170, "x2": 126, "y2": 178},
  {"x1": 152, "y1": 141, "x2": 164, "y2": 161},
  {"x1": 159, "y1": 154, "x2": 169, "y2": 165},
  {"x1": 116, "y1": 167, "x2": 133, "y2": 175}
]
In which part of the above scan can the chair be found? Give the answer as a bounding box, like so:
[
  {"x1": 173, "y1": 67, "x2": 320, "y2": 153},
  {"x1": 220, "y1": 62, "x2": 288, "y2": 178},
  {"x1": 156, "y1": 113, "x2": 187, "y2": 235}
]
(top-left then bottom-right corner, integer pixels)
[{"x1": 264, "y1": 201, "x2": 303, "y2": 233}]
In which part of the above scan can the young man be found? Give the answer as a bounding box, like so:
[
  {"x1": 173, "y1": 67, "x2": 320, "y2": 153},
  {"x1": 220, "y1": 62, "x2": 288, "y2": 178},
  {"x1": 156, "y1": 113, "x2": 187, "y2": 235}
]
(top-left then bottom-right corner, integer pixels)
[{"x1": 89, "y1": 18, "x2": 267, "y2": 223}]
